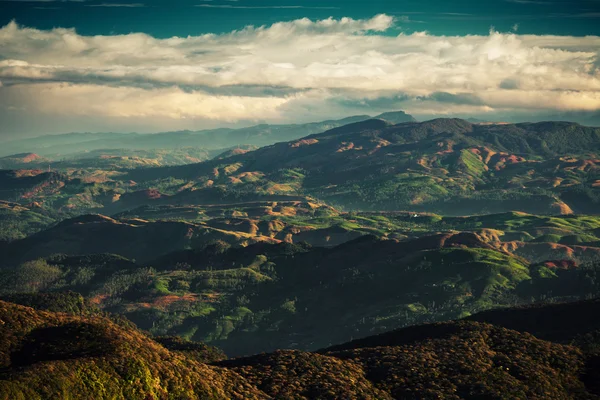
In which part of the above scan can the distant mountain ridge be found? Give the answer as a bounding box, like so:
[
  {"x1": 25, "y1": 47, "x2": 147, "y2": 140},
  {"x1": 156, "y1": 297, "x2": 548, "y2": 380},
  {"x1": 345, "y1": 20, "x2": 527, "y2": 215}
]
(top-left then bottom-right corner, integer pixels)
[
  {"x1": 2, "y1": 116, "x2": 600, "y2": 217},
  {"x1": 0, "y1": 111, "x2": 415, "y2": 158},
  {"x1": 121, "y1": 117, "x2": 600, "y2": 215}
]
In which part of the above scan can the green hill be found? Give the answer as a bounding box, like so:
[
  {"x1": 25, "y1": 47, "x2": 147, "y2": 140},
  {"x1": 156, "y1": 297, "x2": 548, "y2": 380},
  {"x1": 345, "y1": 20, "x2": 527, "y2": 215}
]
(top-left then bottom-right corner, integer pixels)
[
  {"x1": 1, "y1": 298, "x2": 598, "y2": 399},
  {"x1": 0, "y1": 300, "x2": 266, "y2": 399}
]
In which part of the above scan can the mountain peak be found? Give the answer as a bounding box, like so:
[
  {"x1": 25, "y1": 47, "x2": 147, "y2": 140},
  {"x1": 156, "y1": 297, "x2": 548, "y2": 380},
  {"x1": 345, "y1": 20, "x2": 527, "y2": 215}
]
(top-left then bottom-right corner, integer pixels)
[
  {"x1": 373, "y1": 111, "x2": 417, "y2": 124},
  {"x1": 311, "y1": 118, "x2": 392, "y2": 138}
]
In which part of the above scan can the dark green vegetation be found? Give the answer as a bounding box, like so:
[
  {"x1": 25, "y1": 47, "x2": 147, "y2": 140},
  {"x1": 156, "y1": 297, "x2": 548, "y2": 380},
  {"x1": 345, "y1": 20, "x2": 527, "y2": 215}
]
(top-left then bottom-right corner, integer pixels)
[
  {"x1": 0, "y1": 298, "x2": 599, "y2": 399},
  {"x1": 2, "y1": 232, "x2": 599, "y2": 356},
  {"x1": 2, "y1": 114, "x2": 600, "y2": 397},
  {"x1": 0, "y1": 201, "x2": 57, "y2": 241}
]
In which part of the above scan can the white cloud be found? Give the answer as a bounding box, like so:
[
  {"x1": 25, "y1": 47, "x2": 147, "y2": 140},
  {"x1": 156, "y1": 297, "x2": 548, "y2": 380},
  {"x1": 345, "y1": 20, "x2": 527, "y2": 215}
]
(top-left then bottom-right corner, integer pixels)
[
  {"x1": 0, "y1": 83, "x2": 292, "y2": 119},
  {"x1": 0, "y1": 15, "x2": 599, "y2": 131}
]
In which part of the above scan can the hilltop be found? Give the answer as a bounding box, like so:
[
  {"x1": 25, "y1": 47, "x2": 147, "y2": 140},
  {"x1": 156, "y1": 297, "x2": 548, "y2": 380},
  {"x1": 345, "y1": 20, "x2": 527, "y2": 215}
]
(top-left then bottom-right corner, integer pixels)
[
  {"x1": 0, "y1": 297, "x2": 598, "y2": 399},
  {"x1": 0, "y1": 300, "x2": 265, "y2": 399}
]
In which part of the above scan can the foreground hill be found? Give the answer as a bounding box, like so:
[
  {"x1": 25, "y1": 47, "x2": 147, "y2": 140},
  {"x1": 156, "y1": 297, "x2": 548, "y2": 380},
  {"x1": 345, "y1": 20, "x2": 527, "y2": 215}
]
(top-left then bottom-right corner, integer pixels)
[
  {"x1": 466, "y1": 298, "x2": 600, "y2": 344},
  {"x1": 0, "y1": 300, "x2": 266, "y2": 399},
  {"x1": 0, "y1": 298, "x2": 598, "y2": 399}
]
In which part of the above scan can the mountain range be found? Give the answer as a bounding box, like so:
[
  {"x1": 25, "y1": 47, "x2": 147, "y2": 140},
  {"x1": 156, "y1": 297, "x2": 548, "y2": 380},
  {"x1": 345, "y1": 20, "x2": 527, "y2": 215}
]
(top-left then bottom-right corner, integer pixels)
[
  {"x1": 0, "y1": 111, "x2": 416, "y2": 158},
  {"x1": 1, "y1": 111, "x2": 600, "y2": 398}
]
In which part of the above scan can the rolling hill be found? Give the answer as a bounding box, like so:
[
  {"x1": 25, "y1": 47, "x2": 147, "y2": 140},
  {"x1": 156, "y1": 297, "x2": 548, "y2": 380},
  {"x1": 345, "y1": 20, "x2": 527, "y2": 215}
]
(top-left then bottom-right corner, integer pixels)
[
  {"x1": 0, "y1": 297, "x2": 598, "y2": 399},
  {"x1": 3, "y1": 227, "x2": 599, "y2": 356}
]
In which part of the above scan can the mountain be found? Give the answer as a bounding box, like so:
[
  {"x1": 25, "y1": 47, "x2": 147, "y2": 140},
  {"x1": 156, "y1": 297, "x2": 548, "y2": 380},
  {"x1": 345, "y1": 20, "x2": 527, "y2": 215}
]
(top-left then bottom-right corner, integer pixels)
[
  {"x1": 5, "y1": 117, "x2": 599, "y2": 217},
  {"x1": 373, "y1": 110, "x2": 417, "y2": 124},
  {"x1": 0, "y1": 299, "x2": 266, "y2": 399},
  {"x1": 1, "y1": 213, "x2": 280, "y2": 264},
  {"x1": 3, "y1": 113, "x2": 600, "y2": 398},
  {"x1": 122, "y1": 118, "x2": 600, "y2": 215},
  {"x1": 0, "y1": 297, "x2": 598, "y2": 399},
  {"x1": 0, "y1": 112, "x2": 413, "y2": 158},
  {"x1": 0, "y1": 169, "x2": 66, "y2": 204}
]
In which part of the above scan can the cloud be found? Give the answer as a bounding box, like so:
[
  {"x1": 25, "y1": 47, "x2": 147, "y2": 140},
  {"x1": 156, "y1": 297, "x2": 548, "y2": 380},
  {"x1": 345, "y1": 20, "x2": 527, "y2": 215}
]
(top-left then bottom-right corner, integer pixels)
[
  {"x1": 0, "y1": 83, "x2": 291, "y2": 119},
  {"x1": 0, "y1": 15, "x2": 599, "y2": 132}
]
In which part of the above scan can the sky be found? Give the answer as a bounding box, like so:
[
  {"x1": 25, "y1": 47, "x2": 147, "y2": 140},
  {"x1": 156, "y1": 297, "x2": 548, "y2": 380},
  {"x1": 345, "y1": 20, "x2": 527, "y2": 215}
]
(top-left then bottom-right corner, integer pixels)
[{"x1": 0, "y1": 0, "x2": 599, "y2": 139}]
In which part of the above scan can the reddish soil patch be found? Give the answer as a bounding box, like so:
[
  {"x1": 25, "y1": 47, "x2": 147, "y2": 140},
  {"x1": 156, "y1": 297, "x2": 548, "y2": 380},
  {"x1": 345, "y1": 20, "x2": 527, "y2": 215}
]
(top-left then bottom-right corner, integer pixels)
[
  {"x1": 291, "y1": 138, "x2": 319, "y2": 148},
  {"x1": 14, "y1": 169, "x2": 45, "y2": 178},
  {"x1": 153, "y1": 293, "x2": 200, "y2": 309},
  {"x1": 543, "y1": 260, "x2": 578, "y2": 270},
  {"x1": 21, "y1": 153, "x2": 41, "y2": 163},
  {"x1": 90, "y1": 294, "x2": 110, "y2": 305}
]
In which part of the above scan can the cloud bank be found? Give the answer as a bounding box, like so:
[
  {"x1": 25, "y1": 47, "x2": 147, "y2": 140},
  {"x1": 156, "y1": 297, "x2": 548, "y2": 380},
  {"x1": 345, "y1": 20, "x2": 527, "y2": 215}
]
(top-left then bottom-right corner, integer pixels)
[{"x1": 0, "y1": 14, "x2": 599, "y2": 135}]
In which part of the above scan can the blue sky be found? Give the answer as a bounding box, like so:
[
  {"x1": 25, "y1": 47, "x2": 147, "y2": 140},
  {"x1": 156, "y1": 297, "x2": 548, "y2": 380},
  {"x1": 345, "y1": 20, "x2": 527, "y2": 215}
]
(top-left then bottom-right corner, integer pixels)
[
  {"x1": 0, "y1": 0, "x2": 599, "y2": 138},
  {"x1": 2, "y1": 0, "x2": 600, "y2": 37}
]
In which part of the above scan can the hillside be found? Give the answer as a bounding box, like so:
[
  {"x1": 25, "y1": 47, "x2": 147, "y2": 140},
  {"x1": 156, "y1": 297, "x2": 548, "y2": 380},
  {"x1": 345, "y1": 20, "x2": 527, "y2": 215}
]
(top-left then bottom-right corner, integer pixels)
[
  {"x1": 0, "y1": 300, "x2": 266, "y2": 399},
  {"x1": 3, "y1": 228, "x2": 599, "y2": 356},
  {"x1": 2, "y1": 118, "x2": 599, "y2": 217},
  {"x1": 1, "y1": 116, "x2": 600, "y2": 397},
  {"x1": 122, "y1": 118, "x2": 600, "y2": 215},
  {"x1": 466, "y1": 298, "x2": 600, "y2": 344},
  {"x1": 0, "y1": 298, "x2": 598, "y2": 399},
  {"x1": 8, "y1": 203, "x2": 600, "y2": 265},
  {"x1": 0, "y1": 153, "x2": 48, "y2": 169},
  {"x1": 1, "y1": 213, "x2": 281, "y2": 264},
  {"x1": 0, "y1": 201, "x2": 56, "y2": 241}
]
